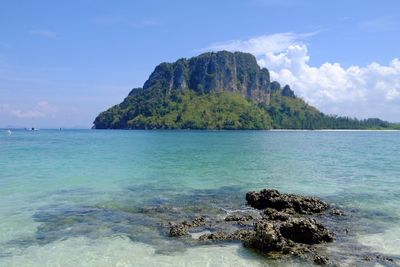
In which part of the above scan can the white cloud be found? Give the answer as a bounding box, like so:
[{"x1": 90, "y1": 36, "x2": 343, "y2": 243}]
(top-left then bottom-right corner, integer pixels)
[
  {"x1": 29, "y1": 29, "x2": 58, "y2": 39},
  {"x1": 204, "y1": 32, "x2": 315, "y2": 55},
  {"x1": 204, "y1": 33, "x2": 400, "y2": 122},
  {"x1": 0, "y1": 101, "x2": 58, "y2": 119}
]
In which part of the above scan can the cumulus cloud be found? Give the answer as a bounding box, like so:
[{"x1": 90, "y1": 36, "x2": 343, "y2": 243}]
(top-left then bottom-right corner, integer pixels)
[
  {"x1": 0, "y1": 101, "x2": 58, "y2": 119},
  {"x1": 204, "y1": 33, "x2": 400, "y2": 122},
  {"x1": 204, "y1": 32, "x2": 315, "y2": 55}
]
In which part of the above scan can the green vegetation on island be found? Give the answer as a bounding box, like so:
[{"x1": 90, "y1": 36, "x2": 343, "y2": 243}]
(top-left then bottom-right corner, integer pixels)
[
  {"x1": 264, "y1": 92, "x2": 400, "y2": 130},
  {"x1": 93, "y1": 51, "x2": 399, "y2": 130},
  {"x1": 94, "y1": 89, "x2": 271, "y2": 129}
]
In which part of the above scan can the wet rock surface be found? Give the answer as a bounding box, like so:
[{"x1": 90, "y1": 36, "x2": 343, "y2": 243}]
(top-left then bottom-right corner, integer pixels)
[
  {"x1": 169, "y1": 188, "x2": 338, "y2": 265},
  {"x1": 224, "y1": 213, "x2": 254, "y2": 222},
  {"x1": 224, "y1": 213, "x2": 255, "y2": 226},
  {"x1": 245, "y1": 189, "x2": 328, "y2": 214},
  {"x1": 330, "y1": 208, "x2": 346, "y2": 216},
  {"x1": 279, "y1": 217, "x2": 333, "y2": 244},
  {"x1": 169, "y1": 217, "x2": 206, "y2": 237},
  {"x1": 314, "y1": 255, "x2": 329, "y2": 265},
  {"x1": 363, "y1": 254, "x2": 396, "y2": 265},
  {"x1": 262, "y1": 208, "x2": 292, "y2": 221},
  {"x1": 199, "y1": 229, "x2": 254, "y2": 241}
]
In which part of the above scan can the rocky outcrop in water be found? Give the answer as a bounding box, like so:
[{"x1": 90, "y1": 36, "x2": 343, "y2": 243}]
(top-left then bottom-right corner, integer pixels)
[
  {"x1": 245, "y1": 189, "x2": 328, "y2": 214},
  {"x1": 169, "y1": 216, "x2": 206, "y2": 237},
  {"x1": 169, "y1": 188, "x2": 336, "y2": 265}
]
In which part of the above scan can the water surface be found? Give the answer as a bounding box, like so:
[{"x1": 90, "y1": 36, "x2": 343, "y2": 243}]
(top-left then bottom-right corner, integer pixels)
[{"x1": 0, "y1": 130, "x2": 399, "y2": 266}]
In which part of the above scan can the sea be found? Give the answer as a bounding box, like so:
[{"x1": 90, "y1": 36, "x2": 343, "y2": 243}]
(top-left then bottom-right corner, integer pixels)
[{"x1": 0, "y1": 129, "x2": 399, "y2": 266}]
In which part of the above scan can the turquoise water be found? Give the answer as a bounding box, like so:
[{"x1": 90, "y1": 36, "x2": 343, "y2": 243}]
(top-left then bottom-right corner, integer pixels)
[{"x1": 0, "y1": 130, "x2": 399, "y2": 266}]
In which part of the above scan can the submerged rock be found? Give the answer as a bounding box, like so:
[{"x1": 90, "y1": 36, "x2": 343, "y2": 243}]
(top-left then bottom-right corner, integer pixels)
[
  {"x1": 169, "y1": 217, "x2": 206, "y2": 237},
  {"x1": 191, "y1": 217, "x2": 206, "y2": 227},
  {"x1": 224, "y1": 213, "x2": 255, "y2": 226},
  {"x1": 330, "y1": 208, "x2": 346, "y2": 216},
  {"x1": 363, "y1": 254, "x2": 395, "y2": 263},
  {"x1": 314, "y1": 255, "x2": 329, "y2": 265},
  {"x1": 139, "y1": 205, "x2": 181, "y2": 214},
  {"x1": 199, "y1": 229, "x2": 254, "y2": 241},
  {"x1": 169, "y1": 221, "x2": 190, "y2": 237},
  {"x1": 246, "y1": 189, "x2": 328, "y2": 214},
  {"x1": 224, "y1": 214, "x2": 254, "y2": 222},
  {"x1": 199, "y1": 231, "x2": 228, "y2": 241}
]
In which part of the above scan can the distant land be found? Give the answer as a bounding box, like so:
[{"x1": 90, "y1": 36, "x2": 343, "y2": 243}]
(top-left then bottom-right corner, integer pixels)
[{"x1": 93, "y1": 51, "x2": 400, "y2": 130}]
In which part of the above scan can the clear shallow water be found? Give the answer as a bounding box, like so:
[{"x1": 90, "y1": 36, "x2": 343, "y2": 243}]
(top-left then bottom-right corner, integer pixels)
[{"x1": 0, "y1": 130, "x2": 399, "y2": 266}]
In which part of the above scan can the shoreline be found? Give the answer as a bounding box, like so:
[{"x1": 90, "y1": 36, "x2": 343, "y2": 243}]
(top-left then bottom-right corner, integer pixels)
[
  {"x1": 3, "y1": 128, "x2": 400, "y2": 132},
  {"x1": 269, "y1": 129, "x2": 400, "y2": 132}
]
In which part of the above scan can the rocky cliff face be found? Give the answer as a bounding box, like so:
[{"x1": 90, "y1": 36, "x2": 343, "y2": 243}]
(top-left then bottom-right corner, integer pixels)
[{"x1": 137, "y1": 51, "x2": 287, "y2": 103}]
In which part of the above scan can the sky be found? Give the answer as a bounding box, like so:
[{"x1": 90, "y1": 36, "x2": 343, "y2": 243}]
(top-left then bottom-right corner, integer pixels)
[{"x1": 1, "y1": 0, "x2": 400, "y2": 128}]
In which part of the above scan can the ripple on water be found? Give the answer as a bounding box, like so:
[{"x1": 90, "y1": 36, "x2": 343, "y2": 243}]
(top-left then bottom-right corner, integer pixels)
[
  {"x1": 0, "y1": 236, "x2": 318, "y2": 267},
  {"x1": 358, "y1": 226, "x2": 400, "y2": 256},
  {"x1": 2, "y1": 185, "x2": 400, "y2": 266}
]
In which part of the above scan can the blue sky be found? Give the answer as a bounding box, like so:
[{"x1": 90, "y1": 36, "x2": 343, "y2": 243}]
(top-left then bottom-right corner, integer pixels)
[{"x1": 1, "y1": 0, "x2": 400, "y2": 128}]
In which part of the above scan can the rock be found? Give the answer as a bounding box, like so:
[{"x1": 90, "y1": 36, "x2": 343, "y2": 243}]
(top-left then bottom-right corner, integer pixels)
[
  {"x1": 199, "y1": 231, "x2": 228, "y2": 241},
  {"x1": 376, "y1": 254, "x2": 394, "y2": 262},
  {"x1": 225, "y1": 214, "x2": 254, "y2": 222},
  {"x1": 244, "y1": 221, "x2": 286, "y2": 252},
  {"x1": 363, "y1": 254, "x2": 394, "y2": 263},
  {"x1": 246, "y1": 189, "x2": 328, "y2": 214},
  {"x1": 330, "y1": 208, "x2": 345, "y2": 216},
  {"x1": 169, "y1": 216, "x2": 206, "y2": 237},
  {"x1": 279, "y1": 218, "x2": 333, "y2": 244},
  {"x1": 169, "y1": 221, "x2": 190, "y2": 237},
  {"x1": 191, "y1": 216, "x2": 206, "y2": 227},
  {"x1": 140, "y1": 205, "x2": 178, "y2": 213},
  {"x1": 229, "y1": 229, "x2": 254, "y2": 241},
  {"x1": 141, "y1": 51, "x2": 271, "y2": 103},
  {"x1": 224, "y1": 213, "x2": 255, "y2": 226},
  {"x1": 244, "y1": 216, "x2": 333, "y2": 255},
  {"x1": 281, "y1": 85, "x2": 295, "y2": 98},
  {"x1": 199, "y1": 229, "x2": 254, "y2": 242},
  {"x1": 314, "y1": 255, "x2": 329, "y2": 265},
  {"x1": 168, "y1": 189, "x2": 338, "y2": 265},
  {"x1": 270, "y1": 81, "x2": 281, "y2": 91},
  {"x1": 262, "y1": 208, "x2": 291, "y2": 221}
]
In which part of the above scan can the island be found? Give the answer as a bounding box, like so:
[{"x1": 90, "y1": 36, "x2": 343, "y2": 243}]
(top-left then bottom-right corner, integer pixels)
[{"x1": 93, "y1": 51, "x2": 399, "y2": 130}]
